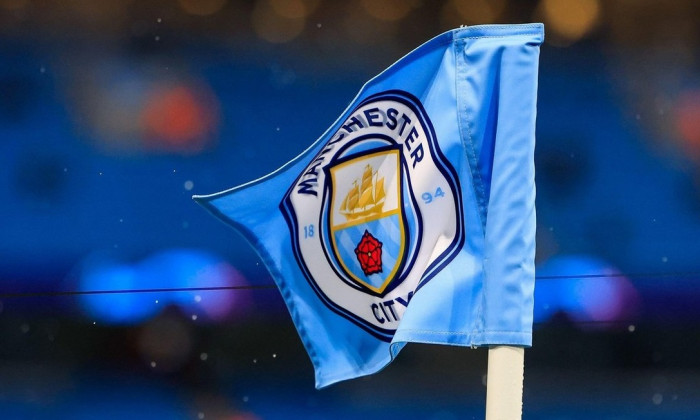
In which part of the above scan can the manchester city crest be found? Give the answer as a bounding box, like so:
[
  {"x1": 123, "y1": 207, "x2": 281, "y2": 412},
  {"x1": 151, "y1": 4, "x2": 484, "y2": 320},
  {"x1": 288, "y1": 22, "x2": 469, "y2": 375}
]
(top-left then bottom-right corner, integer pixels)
[{"x1": 281, "y1": 90, "x2": 464, "y2": 341}]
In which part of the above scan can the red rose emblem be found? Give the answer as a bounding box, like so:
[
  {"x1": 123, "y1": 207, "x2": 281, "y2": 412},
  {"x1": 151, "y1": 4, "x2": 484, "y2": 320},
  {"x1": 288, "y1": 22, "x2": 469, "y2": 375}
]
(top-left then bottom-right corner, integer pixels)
[{"x1": 354, "y1": 230, "x2": 383, "y2": 276}]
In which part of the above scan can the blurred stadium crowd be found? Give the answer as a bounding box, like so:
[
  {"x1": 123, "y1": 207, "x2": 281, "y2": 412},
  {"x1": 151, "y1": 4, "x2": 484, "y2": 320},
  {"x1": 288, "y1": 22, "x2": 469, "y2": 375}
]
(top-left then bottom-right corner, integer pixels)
[{"x1": 2, "y1": 0, "x2": 700, "y2": 418}]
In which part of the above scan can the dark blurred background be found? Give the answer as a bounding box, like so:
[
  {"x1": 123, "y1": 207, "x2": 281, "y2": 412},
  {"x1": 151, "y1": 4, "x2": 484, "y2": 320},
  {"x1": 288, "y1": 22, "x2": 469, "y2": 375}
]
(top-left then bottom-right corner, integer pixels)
[{"x1": 2, "y1": 0, "x2": 700, "y2": 418}]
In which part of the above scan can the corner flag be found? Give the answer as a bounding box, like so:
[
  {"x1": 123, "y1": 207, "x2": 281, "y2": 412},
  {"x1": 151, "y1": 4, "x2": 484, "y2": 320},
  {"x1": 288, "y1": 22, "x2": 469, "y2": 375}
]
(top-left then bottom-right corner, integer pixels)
[{"x1": 195, "y1": 23, "x2": 543, "y2": 388}]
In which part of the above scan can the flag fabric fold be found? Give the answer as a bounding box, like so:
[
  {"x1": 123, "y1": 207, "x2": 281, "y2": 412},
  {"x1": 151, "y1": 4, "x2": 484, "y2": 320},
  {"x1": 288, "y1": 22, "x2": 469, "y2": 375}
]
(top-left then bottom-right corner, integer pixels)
[{"x1": 194, "y1": 23, "x2": 544, "y2": 388}]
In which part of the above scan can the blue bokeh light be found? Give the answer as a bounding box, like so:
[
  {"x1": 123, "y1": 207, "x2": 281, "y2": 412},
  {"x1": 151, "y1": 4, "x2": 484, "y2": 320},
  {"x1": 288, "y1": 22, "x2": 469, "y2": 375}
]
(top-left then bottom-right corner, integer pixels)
[
  {"x1": 79, "y1": 260, "x2": 160, "y2": 324},
  {"x1": 79, "y1": 249, "x2": 249, "y2": 324},
  {"x1": 535, "y1": 254, "x2": 640, "y2": 325}
]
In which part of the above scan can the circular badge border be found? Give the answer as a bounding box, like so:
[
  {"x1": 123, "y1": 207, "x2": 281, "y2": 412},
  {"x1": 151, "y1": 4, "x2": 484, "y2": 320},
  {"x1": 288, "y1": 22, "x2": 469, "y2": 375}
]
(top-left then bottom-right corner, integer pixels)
[{"x1": 280, "y1": 90, "x2": 465, "y2": 341}]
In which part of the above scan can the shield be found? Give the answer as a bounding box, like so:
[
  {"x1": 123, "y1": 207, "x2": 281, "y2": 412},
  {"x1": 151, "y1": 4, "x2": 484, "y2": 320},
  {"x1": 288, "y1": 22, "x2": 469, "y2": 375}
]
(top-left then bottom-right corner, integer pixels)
[{"x1": 327, "y1": 147, "x2": 406, "y2": 295}]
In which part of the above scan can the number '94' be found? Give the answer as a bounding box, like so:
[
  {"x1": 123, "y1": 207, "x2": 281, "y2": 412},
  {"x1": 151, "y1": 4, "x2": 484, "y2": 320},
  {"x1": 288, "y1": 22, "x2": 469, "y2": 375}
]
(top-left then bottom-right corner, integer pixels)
[{"x1": 422, "y1": 187, "x2": 445, "y2": 204}]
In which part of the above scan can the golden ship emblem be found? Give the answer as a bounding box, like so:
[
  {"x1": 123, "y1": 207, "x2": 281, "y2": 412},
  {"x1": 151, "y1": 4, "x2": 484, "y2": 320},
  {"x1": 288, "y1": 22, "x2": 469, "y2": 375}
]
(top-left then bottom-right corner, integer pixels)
[{"x1": 339, "y1": 164, "x2": 386, "y2": 221}]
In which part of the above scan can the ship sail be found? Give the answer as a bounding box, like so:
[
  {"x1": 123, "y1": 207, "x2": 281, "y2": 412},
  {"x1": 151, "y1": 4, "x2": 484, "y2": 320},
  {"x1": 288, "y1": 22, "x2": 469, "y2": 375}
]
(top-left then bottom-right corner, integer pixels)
[
  {"x1": 358, "y1": 185, "x2": 374, "y2": 208},
  {"x1": 361, "y1": 165, "x2": 373, "y2": 192},
  {"x1": 347, "y1": 182, "x2": 360, "y2": 210},
  {"x1": 375, "y1": 177, "x2": 385, "y2": 203},
  {"x1": 340, "y1": 164, "x2": 386, "y2": 221}
]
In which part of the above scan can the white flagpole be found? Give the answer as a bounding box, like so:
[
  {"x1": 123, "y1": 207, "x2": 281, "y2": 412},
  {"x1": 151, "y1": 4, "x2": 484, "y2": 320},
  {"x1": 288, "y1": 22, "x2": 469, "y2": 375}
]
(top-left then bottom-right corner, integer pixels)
[{"x1": 485, "y1": 345, "x2": 525, "y2": 420}]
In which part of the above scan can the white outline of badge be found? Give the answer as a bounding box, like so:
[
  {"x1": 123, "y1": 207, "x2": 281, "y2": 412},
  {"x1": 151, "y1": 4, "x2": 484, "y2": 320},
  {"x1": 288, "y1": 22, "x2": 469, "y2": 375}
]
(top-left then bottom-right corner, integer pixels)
[{"x1": 281, "y1": 90, "x2": 465, "y2": 341}]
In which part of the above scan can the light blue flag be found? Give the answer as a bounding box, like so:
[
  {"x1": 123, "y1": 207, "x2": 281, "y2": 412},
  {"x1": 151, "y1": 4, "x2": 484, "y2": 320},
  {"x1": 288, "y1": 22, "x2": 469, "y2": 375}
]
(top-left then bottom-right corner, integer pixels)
[{"x1": 194, "y1": 23, "x2": 543, "y2": 388}]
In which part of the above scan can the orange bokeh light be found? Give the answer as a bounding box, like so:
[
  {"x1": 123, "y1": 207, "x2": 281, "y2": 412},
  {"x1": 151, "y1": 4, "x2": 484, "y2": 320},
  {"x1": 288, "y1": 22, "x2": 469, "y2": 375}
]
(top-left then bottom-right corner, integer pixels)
[
  {"x1": 675, "y1": 90, "x2": 700, "y2": 160},
  {"x1": 141, "y1": 84, "x2": 219, "y2": 154}
]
